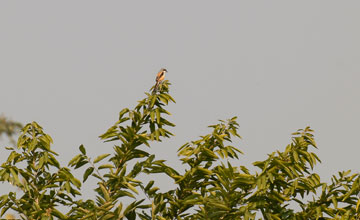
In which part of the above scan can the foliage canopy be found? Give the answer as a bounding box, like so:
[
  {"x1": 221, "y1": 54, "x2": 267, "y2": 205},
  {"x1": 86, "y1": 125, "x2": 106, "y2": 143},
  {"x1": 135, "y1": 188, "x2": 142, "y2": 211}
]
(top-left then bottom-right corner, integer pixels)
[{"x1": 0, "y1": 81, "x2": 359, "y2": 219}]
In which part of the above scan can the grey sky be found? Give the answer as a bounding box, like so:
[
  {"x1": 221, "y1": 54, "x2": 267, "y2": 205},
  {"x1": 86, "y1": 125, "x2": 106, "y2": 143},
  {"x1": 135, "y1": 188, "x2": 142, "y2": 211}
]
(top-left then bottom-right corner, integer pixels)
[{"x1": 1, "y1": 0, "x2": 360, "y2": 202}]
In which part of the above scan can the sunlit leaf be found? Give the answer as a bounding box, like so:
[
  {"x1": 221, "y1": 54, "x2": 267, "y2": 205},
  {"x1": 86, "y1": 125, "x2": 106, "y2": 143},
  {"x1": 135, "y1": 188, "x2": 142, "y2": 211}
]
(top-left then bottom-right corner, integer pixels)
[{"x1": 94, "y1": 154, "x2": 111, "y2": 164}]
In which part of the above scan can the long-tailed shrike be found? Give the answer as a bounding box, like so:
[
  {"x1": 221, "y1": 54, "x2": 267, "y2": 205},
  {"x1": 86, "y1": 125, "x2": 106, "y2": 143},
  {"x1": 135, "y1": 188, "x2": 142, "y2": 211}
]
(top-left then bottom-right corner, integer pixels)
[{"x1": 154, "y1": 68, "x2": 167, "y2": 92}]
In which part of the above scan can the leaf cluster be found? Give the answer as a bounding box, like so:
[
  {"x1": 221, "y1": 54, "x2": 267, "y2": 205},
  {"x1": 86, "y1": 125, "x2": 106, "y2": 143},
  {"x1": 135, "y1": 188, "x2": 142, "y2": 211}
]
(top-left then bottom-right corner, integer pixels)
[{"x1": 0, "y1": 122, "x2": 80, "y2": 219}]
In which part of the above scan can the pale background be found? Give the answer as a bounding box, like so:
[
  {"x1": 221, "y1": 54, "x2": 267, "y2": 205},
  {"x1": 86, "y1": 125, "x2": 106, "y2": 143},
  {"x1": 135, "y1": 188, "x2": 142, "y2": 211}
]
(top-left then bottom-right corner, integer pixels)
[{"x1": 1, "y1": 0, "x2": 359, "y2": 207}]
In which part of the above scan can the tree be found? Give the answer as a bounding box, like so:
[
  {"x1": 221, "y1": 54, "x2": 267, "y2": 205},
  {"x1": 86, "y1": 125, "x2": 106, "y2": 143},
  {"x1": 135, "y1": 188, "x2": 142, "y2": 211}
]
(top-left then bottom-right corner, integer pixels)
[
  {"x1": 0, "y1": 81, "x2": 359, "y2": 220},
  {"x1": 0, "y1": 115, "x2": 22, "y2": 145}
]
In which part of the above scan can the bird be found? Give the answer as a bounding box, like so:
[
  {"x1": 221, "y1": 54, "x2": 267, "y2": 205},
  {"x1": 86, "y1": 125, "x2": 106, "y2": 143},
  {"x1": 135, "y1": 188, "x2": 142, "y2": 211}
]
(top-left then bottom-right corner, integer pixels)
[{"x1": 153, "y1": 68, "x2": 167, "y2": 93}]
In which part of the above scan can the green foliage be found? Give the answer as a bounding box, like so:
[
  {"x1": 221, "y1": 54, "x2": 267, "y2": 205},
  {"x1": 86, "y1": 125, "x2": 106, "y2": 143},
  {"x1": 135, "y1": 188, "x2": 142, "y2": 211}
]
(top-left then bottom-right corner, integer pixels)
[
  {"x1": 1, "y1": 80, "x2": 359, "y2": 219},
  {"x1": 0, "y1": 115, "x2": 22, "y2": 145},
  {"x1": 0, "y1": 122, "x2": 80, "y2": 219}
]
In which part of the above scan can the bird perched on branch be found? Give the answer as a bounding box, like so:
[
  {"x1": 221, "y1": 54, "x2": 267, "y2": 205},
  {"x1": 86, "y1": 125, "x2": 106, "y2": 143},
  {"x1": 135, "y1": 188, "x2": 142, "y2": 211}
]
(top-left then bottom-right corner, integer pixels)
[{"x1": 153, "y1": 68, "x2": 167, "y2": 93}]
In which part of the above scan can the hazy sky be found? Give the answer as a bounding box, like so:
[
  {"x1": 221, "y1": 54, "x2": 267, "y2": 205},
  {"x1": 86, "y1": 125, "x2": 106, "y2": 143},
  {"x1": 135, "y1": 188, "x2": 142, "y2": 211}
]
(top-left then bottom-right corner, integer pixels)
[{"x1": 1, "y1": 1, "x2": 360, "y2": 201}]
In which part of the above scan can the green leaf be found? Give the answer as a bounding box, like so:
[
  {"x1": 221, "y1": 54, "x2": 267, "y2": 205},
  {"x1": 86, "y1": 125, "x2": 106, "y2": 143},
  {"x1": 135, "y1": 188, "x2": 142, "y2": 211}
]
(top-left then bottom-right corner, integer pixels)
[
  {"x1": 9, "y1": 168, "x2": 20, "y2": 185},
  {"x1": 150, "y1": 96, "x2": 157, "y2": 108},
  {"x1": 79, "y1": 144, "x2": 86, "y2": 155},
  {"x1": 156, "y1": 108, "x2": 161, "y2": 124},
  {"x1": 83, "y1": 167, "x2": 94, "y2": 182},
  {"x1": 119, "y1": 108, "x2": 130, "y2": 119},
  {"x1": 150, "y1": 111, "x2": 155, "y2": 123},
  {"x1": 6, "y1": 151, "x2": 17, "y2": 164},
  {"x1": 65, "y1": 181, "x2": 71, "y2": 193},
  {"x1": 74, "y1": 159, "x2": 88, "y2": 169},
  {"x1": 293, "y1": 150, "x2": 299, "y2": 163},
  {"x1": 52, "y1": 208, "x2": 67, "y2": 219},
  {"x1": 70, "y1": 176, "x2": 82, "y2": 189},
  {"x1": 68, "y1": 154, "x2": 81, "y2": 167},
  {"x1": 100, "y1": 183, "x2": 110, "y2": 201},
  {"x1": 37, "y1": 155, "x2": 45, "y2": 169},
  {"x1": 208, "y1": 201, "x2": 231, "y2": 211},
  {"x1": 331, "y1": 196, "x2": 338, "y2": 209},
  {"x1": 145, "y1": 181, "x2": 154, "y2": 191},
  {"x1": 98, "y1": 164, "x2": 115, "y2": 170},
  {"x1": 126, "y1": 182, "x2": 139, "y2": 194},
  {"x1": 93, "y1": 154, "x2": 111, "y2": 164}
]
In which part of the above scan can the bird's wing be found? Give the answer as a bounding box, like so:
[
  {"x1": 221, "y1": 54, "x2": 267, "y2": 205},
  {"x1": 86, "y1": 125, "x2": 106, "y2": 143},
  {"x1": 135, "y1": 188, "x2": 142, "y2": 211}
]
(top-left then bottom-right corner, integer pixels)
[{"x1": 156, "y1": 71, "x2": 164, "y2": 82}]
